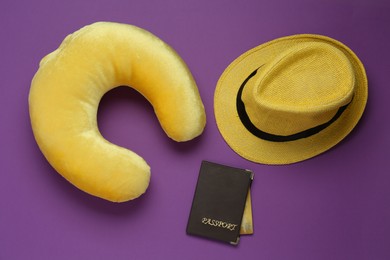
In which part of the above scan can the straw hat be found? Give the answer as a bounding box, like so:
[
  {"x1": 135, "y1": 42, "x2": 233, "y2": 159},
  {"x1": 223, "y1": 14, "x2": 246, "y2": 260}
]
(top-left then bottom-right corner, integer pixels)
[{"x1": 214, "y1": 34, "x2": 367, "y2": 164}]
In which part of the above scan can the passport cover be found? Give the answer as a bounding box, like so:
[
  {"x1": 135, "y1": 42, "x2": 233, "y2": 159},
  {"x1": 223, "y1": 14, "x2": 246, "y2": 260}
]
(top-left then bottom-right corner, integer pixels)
[{"x1": 186, "y1": 161, "x2": 253, "y2": 245}]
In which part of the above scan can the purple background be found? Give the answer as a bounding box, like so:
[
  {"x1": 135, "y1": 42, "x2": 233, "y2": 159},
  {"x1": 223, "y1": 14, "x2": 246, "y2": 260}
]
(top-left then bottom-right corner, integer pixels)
[{"x1": 1, "y1": 0, "x2": 389, "y2": 259}]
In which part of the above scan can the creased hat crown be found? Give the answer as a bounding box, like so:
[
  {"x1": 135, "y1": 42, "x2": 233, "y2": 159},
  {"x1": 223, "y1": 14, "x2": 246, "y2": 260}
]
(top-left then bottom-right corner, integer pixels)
[{"x1": 242, "y1": 42, "x2": 355, "y2": 136}]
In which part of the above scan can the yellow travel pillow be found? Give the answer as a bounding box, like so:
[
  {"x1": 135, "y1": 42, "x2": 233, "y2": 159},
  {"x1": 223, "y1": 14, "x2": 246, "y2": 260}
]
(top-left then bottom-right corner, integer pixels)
[{"x1": 29, "y1": 22, "x2": 206, "y2": 202}]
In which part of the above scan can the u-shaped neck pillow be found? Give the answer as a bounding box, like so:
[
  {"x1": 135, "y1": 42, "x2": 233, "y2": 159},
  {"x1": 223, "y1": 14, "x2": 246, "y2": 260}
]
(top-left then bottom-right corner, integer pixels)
[{"x1": 29, "y1": 22, "x2": 206, "y2": 202}]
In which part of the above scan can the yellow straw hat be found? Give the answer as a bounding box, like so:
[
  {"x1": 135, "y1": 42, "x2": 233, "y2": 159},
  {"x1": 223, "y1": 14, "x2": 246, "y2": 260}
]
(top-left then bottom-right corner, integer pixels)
[{"x1": 214, "y1": 34, "x2": 368, "y2": 164}]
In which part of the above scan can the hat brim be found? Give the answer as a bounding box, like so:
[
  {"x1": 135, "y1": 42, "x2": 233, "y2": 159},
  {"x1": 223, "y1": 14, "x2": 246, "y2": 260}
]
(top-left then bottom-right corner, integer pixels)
[{"x1": 214, "y1": 34, "x2": 368, "y2": 164}]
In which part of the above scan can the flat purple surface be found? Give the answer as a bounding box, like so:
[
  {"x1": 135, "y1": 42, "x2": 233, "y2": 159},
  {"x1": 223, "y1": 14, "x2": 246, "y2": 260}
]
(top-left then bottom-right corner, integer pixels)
[{"x1": 1, "y1": 0, "x2": 389, "y2": 259}]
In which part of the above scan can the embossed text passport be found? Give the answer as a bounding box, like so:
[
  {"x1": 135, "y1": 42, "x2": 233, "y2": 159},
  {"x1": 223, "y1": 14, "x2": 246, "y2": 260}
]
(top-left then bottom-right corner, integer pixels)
[{"x1": 186, "y1": 161, "x2": 253, "y2": 245}]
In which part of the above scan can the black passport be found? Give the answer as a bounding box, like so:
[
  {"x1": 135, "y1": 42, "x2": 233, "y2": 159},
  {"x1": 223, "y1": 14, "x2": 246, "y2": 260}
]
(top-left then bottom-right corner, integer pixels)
[{"x1": 186, "y1": 161, "x2": 253, "y2": 245}]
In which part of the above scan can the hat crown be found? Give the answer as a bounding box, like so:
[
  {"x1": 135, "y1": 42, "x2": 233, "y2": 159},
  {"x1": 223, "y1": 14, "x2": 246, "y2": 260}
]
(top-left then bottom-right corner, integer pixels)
[{"x1": 242, "y1": 41, "x2": 356, "y2": 136}]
